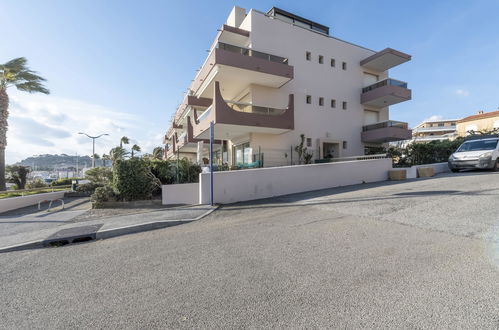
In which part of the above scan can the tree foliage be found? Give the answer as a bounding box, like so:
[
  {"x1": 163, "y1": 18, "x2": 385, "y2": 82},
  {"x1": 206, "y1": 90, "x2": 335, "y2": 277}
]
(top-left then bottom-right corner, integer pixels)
[
  {"x1": 85, "y1": 166, "x2": 113, "y2": 185},
  {"x1": 112, "y1": 158, "x2": 159, "y2": 201},
  {"x1": 5, "y1": 165, "x2": 30, "y2": 189}
]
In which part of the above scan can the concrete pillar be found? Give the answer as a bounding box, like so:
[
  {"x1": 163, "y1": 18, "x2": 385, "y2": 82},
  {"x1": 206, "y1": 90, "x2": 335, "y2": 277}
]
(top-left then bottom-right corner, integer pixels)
[{"x1": 197, "y1": 141, "x2": 204, "y2": 165}]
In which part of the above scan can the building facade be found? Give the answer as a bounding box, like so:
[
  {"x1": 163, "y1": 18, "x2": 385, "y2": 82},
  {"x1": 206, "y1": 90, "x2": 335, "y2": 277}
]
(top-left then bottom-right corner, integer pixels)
[
  {"x1": 411, "y1": 118, "x2": 459, "y2": 142},
  {"x1": 164, "y1": 6, "x2": 412, "y2": 167},
  {"x1": 456, "y1": 110, "x2": 499, "y2": 136}
]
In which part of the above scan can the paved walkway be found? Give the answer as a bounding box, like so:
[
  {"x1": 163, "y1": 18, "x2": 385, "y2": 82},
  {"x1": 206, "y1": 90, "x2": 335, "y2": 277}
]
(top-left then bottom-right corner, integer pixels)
[{"x1": 0, "y1": 200, "x2": 216, "y2": 252}]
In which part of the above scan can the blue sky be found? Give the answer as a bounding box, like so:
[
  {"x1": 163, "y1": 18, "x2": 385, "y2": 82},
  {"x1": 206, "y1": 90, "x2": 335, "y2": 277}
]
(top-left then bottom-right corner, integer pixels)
[{"x1": 2, "y1": 0, "x2": 499, "y2": 163}]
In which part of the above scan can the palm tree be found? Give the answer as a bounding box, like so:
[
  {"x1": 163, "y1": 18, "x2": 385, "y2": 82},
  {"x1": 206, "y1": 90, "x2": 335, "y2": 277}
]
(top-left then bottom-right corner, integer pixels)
[
  {"x1": 131, "y1": 144, "x2": 141, "y2": 158},
  {"x1": 0, "y1": 58, "x2": 49, "y2": 190},
  {"x1": 152, "y1": 146, "x2": 164, "y2": 160},
  {"x1": 102, "y1": 153, "x2": 111, "y2": 167},
  {"x1": 120, "y1": 136, "x2": 129, "y2": 148}
]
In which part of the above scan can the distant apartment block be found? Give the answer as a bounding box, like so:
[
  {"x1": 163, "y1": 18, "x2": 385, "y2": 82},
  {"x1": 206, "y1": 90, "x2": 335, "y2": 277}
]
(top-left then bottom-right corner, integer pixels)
[
  {"x1": 163, "y1": 6, "x2": 412, "y2": 167},
  {"x1": 456, "y1": 110, "x2": 499, "y2": 136},
  {"x1": 411, "y1": 118, "x2": 459, "y2": 142}
]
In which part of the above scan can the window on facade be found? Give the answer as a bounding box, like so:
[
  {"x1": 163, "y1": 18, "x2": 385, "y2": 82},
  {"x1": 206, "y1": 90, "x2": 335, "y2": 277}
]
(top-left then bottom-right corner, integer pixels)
[
  {"x1": 343, "y1": 141, "x2": 347, "y2": 149},
  {"x1": 306, "y1": 95, "x2": 312, "y2": 104},
  {"x1": 318, "y1": 55, "x2": 323, "y2": 64},
  {"x1": 331, "y1": 99, "x2": 336, "y2": 108},
  {"x1": 438, "y1": 123, "x2": 444, "y2": 127},
  {"x1": 306, "y1": 138, "x2": 312, "y2": 147},
  {"x1": 451, "y1": 122, "x2": 456, "y2": 126},
  {"x1": 234, "y1": 142, "x2": 251, "y2": 165},
  {"x1": 330, "y1": 58, "x2": 335, "y2": 67},
  {"x1": 342, "y1": 101, "x2": 347, "y2": 110},
  {"x1": 319, "y1": 97, "x2": 324, "y2": 106},
  {"x1": 342, "y1": 62, "x2": 347, "y2": 70},
  {"x1": 306, "y1": 51, "x2": 311, "y2": 61}
]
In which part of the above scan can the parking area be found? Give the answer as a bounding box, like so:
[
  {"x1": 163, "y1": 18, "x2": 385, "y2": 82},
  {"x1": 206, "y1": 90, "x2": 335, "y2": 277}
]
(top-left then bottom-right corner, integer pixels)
[{"x1": 0, "y1": 171, "x2": 498, "y2": 328}]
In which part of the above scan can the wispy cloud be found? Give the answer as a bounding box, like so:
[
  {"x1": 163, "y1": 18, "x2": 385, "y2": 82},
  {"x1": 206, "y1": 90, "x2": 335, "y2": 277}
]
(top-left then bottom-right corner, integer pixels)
[
  {"x1": 423, "y1": 115, "x2": 444, "y2": 122},
  {"x1": 455, "y1": 89, "x2": 470, "y2": 97},
  {"x1": 6, "y1": 93, "x2": 164, "y2": 164}
]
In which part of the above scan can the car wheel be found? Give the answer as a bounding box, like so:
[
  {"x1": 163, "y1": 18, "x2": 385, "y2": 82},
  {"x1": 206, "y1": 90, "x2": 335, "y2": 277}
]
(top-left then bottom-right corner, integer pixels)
[{"x1": 493, "y1": 159, "x2": 499, "y2": 172}]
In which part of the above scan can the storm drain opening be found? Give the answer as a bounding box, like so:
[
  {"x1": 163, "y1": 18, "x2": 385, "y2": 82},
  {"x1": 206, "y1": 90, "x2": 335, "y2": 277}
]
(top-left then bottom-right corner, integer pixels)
[{"x1": 43, "y1": 224, "x2": 103, "y2": 248}]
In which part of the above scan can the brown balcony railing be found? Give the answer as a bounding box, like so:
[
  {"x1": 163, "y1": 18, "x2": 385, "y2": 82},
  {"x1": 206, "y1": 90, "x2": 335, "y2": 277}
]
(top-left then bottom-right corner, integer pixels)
[
  {"x1": 217, "y1": 42, "x2": 289, "y2": 65},
  {"x1": 362, "y1": 78, "x2": 408, "y2": 93},
  {"x1": 225, "y1": 100, "x2": 287, "y2": 116},
  {"x1": 362, "y1": 120, "x2": 408, "y2": 132}
]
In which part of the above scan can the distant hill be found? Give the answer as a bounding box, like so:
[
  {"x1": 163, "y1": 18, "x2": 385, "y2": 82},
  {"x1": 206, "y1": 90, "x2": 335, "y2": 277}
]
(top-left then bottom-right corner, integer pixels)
[{"x1": 16, "y1": 154, "x2": 106, "y2": 170}]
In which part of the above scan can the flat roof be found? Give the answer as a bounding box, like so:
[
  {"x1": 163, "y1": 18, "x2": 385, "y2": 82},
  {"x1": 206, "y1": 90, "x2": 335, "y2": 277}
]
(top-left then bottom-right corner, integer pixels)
[{"x1": 267, "y1": 7, "x2": 330, "y2": 35}]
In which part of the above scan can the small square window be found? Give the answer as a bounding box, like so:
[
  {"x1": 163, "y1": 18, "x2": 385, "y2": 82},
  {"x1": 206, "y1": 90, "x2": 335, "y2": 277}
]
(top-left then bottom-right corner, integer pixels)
[
  {"x1": 306, "y1": 95, "x2": 312, "y2": 104},
  {"x1": 330, "y1": 58, "x2": 335, "y2": 67},
  {"x1": 306, "y1": 51, "x2": 311, "y2": 61},
  {"x1": 306, "y1": 138, "x2": 312, "y2": 147},
  {"x1": 318, "y1": 55, "x2": 323, "y2": 64},
  {"x1": 319, "y1": 97, "x2": 324, "y2": 106},
  {"x1": 342, "y1": 101, "x2": 347, "y2": 110},
  {"x1": 343, "y1": 141, "x2": 347, "y2": 149},
  {"x1": 342, "y1": 62, "x2": 347, "y2": 70},
  {"x1": 330, "y1": 99, "x2": 336, "y2": 108}
]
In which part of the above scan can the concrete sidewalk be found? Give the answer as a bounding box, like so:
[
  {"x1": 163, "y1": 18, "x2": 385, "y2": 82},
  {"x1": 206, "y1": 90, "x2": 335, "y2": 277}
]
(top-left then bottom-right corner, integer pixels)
[{"x1": 0, "y1": 205, "x2": 217, "y2": 253}]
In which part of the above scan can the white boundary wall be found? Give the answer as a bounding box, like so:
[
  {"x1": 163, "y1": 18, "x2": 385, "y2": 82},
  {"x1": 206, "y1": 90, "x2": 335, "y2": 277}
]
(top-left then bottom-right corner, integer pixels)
[
  {"x1": 0, "y1": 191, "x2": 66, "y2": 214},
  {"x1": 199, "y1": 158, "x2": 392, "y2": 204},
  {"x1": 405, "y1": 162, "x2": 450, "y2": 179},
  {"x1": 162, "y1": 183, "x2": 199, "y2": 205}
]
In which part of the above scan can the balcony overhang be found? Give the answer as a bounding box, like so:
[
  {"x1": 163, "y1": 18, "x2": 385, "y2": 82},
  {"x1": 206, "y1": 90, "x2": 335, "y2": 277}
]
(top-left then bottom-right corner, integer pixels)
[
  {"x1": 218, "y1": 24, "x2": 250, "y2": 46},
  {"x1": 362, "y1": 124, "x2": 412, "y2": 143},
  {"x1": 361, "y1": 85, "x2": 411, "y2": 108},
  {"x1": 174, "y1": 95, "x2": 212, "y2": 122},
  {"x1": 193, "y1": 81, "x2": 294, "y2": 140},
  {"x1": 192, "y1": 47, "x2": 294, "y2": 100},
  {"x1": 360, "y1": 48, "x2": 411, "y2": 72}
]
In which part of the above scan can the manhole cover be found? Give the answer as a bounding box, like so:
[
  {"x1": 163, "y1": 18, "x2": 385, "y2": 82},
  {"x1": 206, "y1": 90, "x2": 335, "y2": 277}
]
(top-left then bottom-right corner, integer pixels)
[{"x1": 43, "y1": 224, "x2": 103, "y2": 247}]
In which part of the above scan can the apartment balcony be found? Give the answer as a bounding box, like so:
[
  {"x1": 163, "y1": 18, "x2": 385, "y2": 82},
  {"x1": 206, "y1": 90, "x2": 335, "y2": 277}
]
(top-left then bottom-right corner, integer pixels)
[
  {"x1": 218, "y1": 24, "x2": 250, "y2": 47},
  {"x1": 174, "y1": 95, "x2": 212, "y2": 123},
  {"x1": 361, "y1": 120, "x2": 412, "y2": 143},
  {"x1": 175, "y1": 116, "x2": 221, "y2": 153},
  {"x1": 191, "y1": 42, "x2": 293, "y2": 101},
  {"x1": 412, "y1": 126, "x2": 456, "y2": 134},
  {"x1": 193, "y1": 81, "x2": 294, "y2": 140},
  {"x1": 360, "y1": 48, "x2": 411, "y2": 72},
  {"x1": 361, "y1": 79, "x2": 411, "y2": 108}
]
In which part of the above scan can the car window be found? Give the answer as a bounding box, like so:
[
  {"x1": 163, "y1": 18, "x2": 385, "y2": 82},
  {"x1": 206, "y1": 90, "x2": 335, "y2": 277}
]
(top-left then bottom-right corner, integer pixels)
[{"x1": 457, "y1": 139, "x2": 499, "y2": 152}]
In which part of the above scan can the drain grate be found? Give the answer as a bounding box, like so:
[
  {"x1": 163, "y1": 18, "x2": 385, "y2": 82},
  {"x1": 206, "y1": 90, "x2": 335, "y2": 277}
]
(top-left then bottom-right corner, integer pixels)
[{"x1": 43, "y1": 224, "x2": 103, "y2": 247}]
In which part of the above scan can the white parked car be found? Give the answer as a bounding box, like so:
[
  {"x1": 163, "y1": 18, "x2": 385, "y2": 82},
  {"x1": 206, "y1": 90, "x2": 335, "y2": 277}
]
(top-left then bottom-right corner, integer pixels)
[{"x1": 448, "y1": 137, "x2": 499, "y2": 172}]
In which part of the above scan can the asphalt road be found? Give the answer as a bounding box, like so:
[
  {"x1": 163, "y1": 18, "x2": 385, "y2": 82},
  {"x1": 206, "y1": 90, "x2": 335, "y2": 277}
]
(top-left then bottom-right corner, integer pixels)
[{"x1": 1, "y1": 172, "x2": 498, "y2": 329}]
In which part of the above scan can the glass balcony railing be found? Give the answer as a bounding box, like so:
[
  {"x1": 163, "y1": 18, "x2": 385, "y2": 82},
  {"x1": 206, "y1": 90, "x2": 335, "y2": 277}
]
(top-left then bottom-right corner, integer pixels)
[
  {"x1": 177, "y1": 131, "x2": 187, "y2": 143},
  {"x1": 225, "y1": 100, "x2": 287, "y2": 116},
  {"x1": 197, "y1": 106, "x2": 212, "y2": 122},
  {"x1": 362, "y1": 78, "x2": 408, "y2": 93},
  {"x1": 362, "y1": 120, "x2": 408, "y2": 132},
  {"x1": 217, "y1": 42, "x2": 289, "y2": 65}
]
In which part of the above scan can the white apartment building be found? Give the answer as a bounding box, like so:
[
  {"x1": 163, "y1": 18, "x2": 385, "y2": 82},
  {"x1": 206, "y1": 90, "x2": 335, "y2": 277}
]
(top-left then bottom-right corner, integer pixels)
[
  {"x1": 411, "y1": 118, "x2": 459, "y2": 142},
  {"x1": 164, "y1": 6, "x2": 412, "y2": 167}
]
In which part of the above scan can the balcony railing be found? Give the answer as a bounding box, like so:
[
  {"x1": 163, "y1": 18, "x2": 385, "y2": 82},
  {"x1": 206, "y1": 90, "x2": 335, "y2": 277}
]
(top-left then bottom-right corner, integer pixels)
[
  {"x1": 197, "y1": 106, "x2": 212, "y2": 123},
  {"x1": 226, "y1": 100, "x2": 287, "y2": 116},
  {"x1": 362, "y1": 78, "x2": 408, "y2": 93},
  {"x1": 177, "y1": 131, "x2": 187, "y2": 144},
  {"x1": 217, "y1": 42, "x2": 289, "y2": 65},
  {"x1": 362, "y1": 120, "x2": 408, "y2": 132}
]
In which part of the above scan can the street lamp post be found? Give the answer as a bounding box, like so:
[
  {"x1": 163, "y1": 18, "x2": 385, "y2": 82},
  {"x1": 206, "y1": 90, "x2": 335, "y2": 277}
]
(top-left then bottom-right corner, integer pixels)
[{"x1": 78, "y1": 132, "x2": 109, "y2": 167}]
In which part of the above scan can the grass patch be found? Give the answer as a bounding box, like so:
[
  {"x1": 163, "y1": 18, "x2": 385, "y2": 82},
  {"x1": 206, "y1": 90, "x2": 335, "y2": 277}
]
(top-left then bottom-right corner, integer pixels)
[{"x1": 0, "y1": 188, "x2": 68, "y2": 199}]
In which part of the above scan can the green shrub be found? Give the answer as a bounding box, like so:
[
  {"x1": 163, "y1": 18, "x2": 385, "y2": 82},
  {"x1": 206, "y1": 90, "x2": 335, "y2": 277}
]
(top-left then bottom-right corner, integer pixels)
[
  {"x1": 51, "y1": 177, "x2": 82, "y2": 186},
  {"x1": 150, "y1": 159, "x2": 176, "y2": 184},
  {"x1": 91, "y1": 186, "x2": 116, "y2": 207},
  {"x1": 76, "y1": 182, "x2": 102, "y2": 194},
  {"x1": 85, "y1": 167, "x2": 113, "y2": 185},
  {"x1": 26, "y1": 178, "x2": 47, "y2": 189},
  {"x1": 391, "y1": 138, "x2": 465, "y2": 167},
  {"x1": 175, "y1": 158, "x2": 201, "y2": 184},
  {"x1": 112, "y1": 158, "x2": 158, "y2": 201}
]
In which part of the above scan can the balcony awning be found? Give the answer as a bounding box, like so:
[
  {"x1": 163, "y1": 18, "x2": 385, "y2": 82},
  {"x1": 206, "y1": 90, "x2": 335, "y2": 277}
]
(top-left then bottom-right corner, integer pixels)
[{"x1": 360, "y1": 48, "x2": 411, "y2": 72}]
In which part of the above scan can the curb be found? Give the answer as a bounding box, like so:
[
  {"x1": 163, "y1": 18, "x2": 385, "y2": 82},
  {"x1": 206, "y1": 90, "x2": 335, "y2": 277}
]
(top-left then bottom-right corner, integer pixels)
[{"x1": 0, "y1": 205, "x2": 219, "y2": 254}]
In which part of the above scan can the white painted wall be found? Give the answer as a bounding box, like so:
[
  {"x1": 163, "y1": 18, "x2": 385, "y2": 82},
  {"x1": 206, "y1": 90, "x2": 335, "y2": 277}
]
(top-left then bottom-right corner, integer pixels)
[
  {"x1": 199, "y1": 158, "x2": 392, "y2": 204},
  {"x1": 405, "y1": 162, "x2": 450, "y2": 179},
  {"x1": 0, "y1": 191, "x2": 67, "y2": 214},
  {"x1": 162, "y1": 183, "x2": 199, "y2": 205}
]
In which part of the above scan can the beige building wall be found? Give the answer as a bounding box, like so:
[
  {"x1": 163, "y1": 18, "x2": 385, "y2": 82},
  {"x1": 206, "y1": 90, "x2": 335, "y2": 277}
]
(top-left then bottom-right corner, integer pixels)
[{"x1": 457, "y1": 114, "x2": 499, "y2": 136}]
